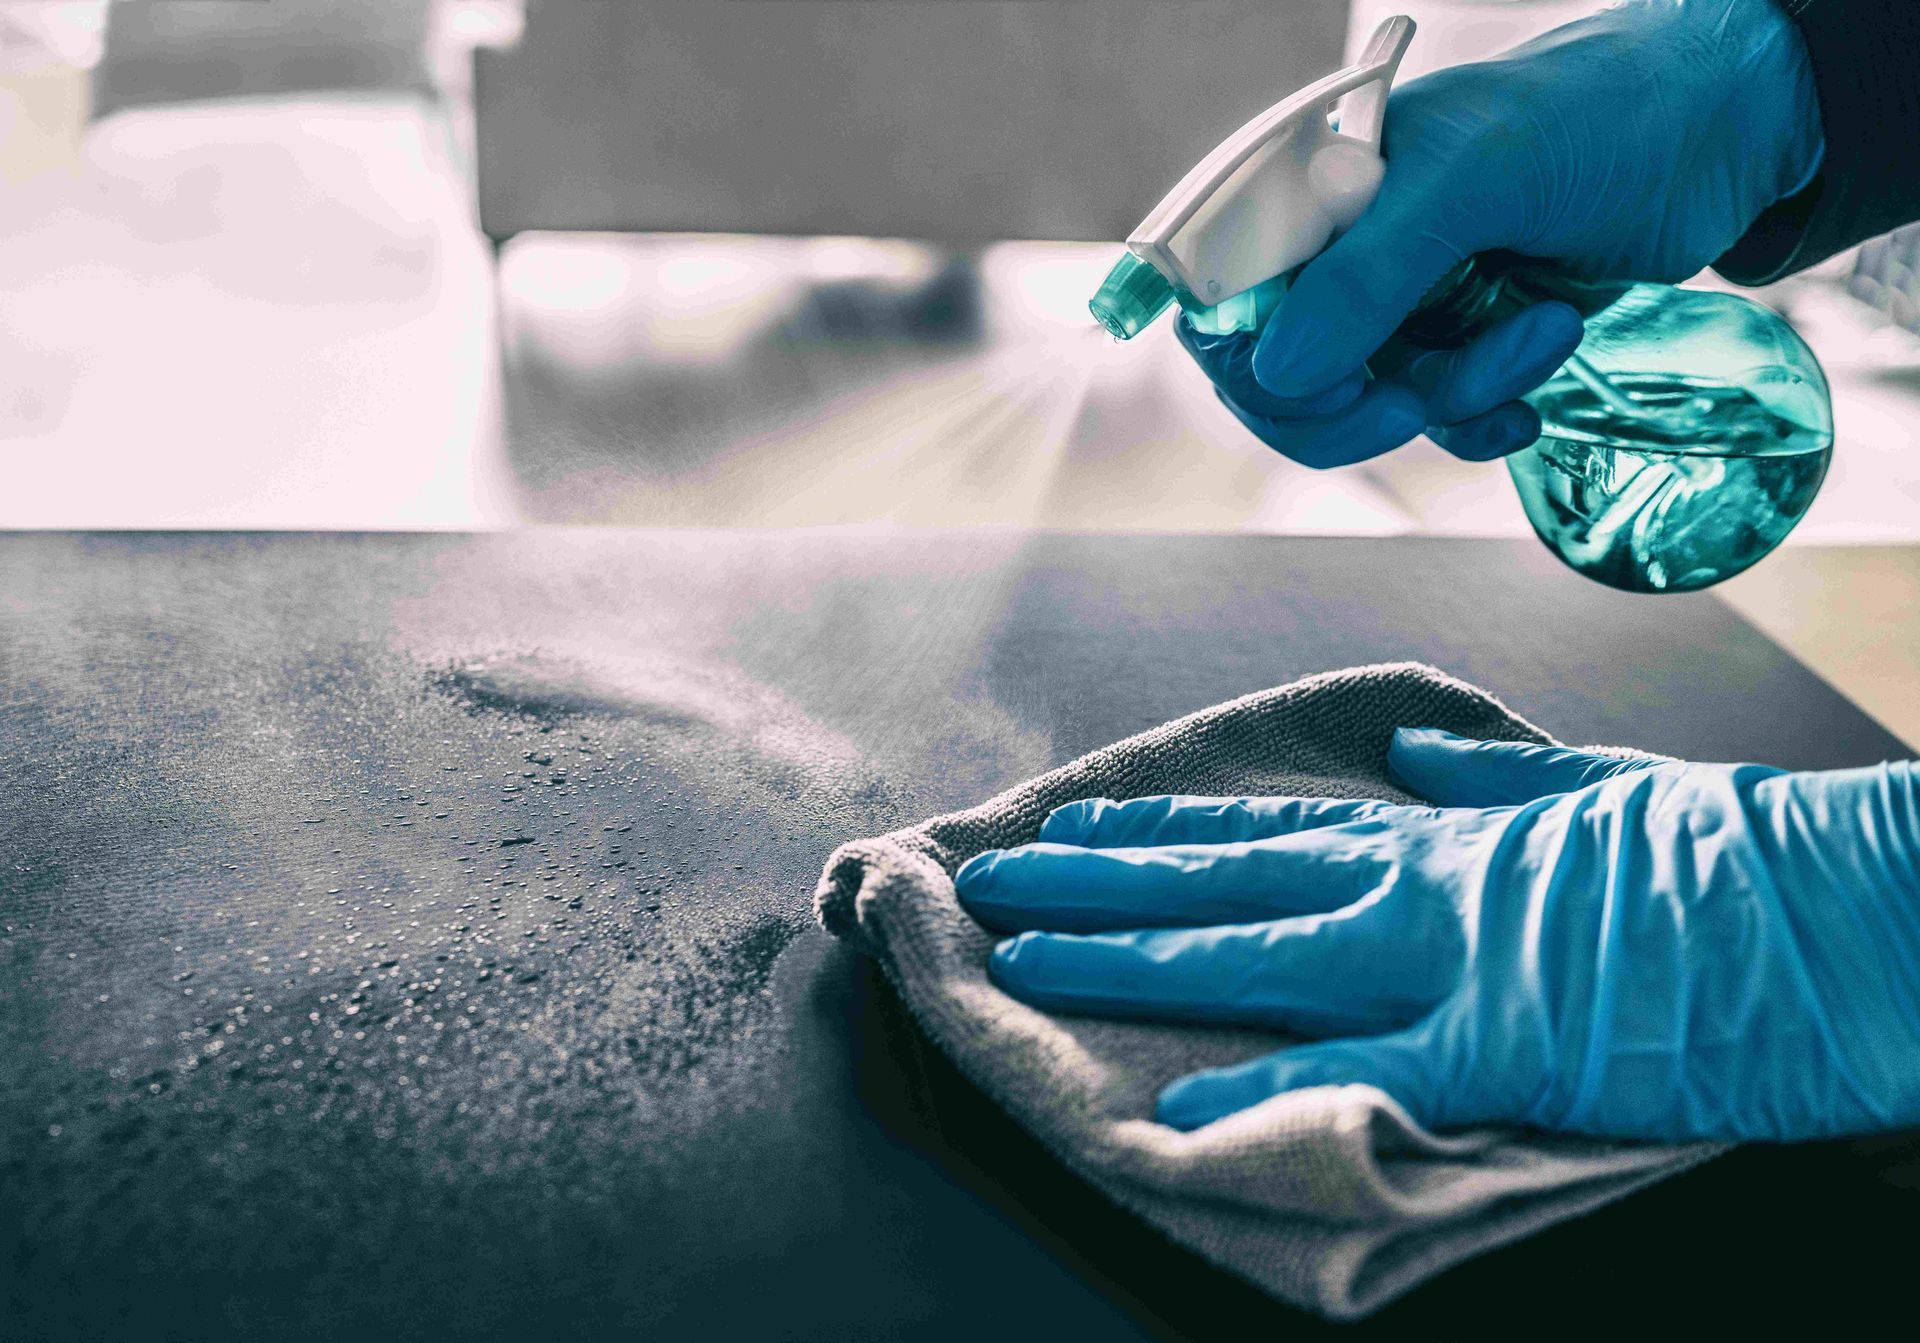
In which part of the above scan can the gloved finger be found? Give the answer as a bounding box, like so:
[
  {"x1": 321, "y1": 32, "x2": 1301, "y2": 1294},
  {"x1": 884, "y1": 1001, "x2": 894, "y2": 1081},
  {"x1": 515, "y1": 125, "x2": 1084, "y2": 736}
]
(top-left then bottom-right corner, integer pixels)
[
  {"x1": 1252, "y1": 180, "x2": 1471, "y2": 398},
  {"x1": 1039, "y1": 795, "x2": 1416, "y2": 849},
  {"x1": 955, "y1": 830, "x2": 1385, "y2": 933},
  {"x1": 989, "y1": 906, "x2": 1440, "y2": 1038},
  {"x1": 1156, "y1": 1027, "x2": 1444, "y2": 1131},
  {"x1": 1387, "y1": 727, "x2": 1664, "y2": 807},
  {"x1": 1429, "y1": 400, "x2": 1544, "y2": 462},
  {"x1": 1395, "y1": 300, "x2": 1584, "y2": 427},
  {"x1": 1217, "y1": 382, "x2": 1426, "y2": 469},
  {"x1": 1176, "y1": 322, "x2": 1367, "y2": 419}
]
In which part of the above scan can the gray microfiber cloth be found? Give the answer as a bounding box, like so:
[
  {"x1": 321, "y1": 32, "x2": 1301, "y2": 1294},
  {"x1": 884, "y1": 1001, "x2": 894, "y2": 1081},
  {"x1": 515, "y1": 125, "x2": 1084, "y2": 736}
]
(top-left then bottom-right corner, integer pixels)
[{"x1": 815, "y1": 662, "x2": 1727, "y2": 1320}]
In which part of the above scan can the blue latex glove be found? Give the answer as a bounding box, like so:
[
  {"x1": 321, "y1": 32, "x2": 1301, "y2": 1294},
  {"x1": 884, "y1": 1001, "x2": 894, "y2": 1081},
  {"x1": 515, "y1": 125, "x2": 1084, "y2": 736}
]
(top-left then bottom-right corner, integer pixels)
[
  {"x1": 955, "y1": 729, "x2": 1920, "y2": 1143},
  {"x1": 1185, "y1": 0, "x2": 1826, "y2": 466}
]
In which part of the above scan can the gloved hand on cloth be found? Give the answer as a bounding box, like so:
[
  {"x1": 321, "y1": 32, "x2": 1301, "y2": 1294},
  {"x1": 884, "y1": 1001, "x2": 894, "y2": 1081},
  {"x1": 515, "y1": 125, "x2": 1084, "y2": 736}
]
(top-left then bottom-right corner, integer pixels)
[{"x1": 957, "y1": 728, "x2": 1920, "y2": 1144}]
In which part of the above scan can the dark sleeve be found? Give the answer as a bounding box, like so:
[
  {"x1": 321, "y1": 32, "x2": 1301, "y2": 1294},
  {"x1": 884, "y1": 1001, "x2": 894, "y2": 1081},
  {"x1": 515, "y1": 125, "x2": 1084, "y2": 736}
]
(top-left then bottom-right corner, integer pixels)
[{"x1": 1715, "y1": 0, "x2": 1920, "y2": 285}]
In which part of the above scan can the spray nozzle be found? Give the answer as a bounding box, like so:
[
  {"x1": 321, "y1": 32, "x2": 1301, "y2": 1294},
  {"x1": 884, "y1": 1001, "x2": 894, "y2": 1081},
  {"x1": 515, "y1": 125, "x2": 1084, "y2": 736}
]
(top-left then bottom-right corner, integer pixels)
[
  {"x1": 1088, "y1": 15, "x2": 1413, "y2": 343},
  {"x1": 1089, "y1": 251, "x2": 1176, "y2": 341}
]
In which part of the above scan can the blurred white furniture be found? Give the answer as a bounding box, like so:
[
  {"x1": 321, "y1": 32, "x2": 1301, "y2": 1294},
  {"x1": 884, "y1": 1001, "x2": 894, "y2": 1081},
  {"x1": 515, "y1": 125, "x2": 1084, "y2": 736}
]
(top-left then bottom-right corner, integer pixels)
[{"x1": 0, "y1": 96, "x2": 511, "y2": 529}]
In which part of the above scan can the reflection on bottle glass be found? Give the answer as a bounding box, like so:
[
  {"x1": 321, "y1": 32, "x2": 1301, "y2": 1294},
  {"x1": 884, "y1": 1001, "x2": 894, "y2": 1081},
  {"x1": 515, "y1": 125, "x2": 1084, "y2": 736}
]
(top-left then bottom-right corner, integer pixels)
[{"x1": 1509, "y1": 375, "x2": 1831, "y2": 594}]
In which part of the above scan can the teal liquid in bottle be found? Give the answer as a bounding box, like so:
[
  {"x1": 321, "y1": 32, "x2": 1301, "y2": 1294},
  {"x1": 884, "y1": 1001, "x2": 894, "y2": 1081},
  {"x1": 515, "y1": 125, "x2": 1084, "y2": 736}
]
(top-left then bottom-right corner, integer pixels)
[
  {"x1": 1493, "y1": 282, "x2": 1833, "y2": 593},
  {"x1": 1090, "y1": 253, "x2": 1835, "y2": 594}
]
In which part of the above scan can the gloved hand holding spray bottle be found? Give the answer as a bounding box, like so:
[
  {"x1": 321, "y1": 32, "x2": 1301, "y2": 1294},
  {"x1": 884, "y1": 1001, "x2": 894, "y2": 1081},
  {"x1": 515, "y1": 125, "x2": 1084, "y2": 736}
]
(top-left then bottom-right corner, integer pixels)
[{"x1": 1091, "y1": 7, "x2": 1833, "y2": 594}]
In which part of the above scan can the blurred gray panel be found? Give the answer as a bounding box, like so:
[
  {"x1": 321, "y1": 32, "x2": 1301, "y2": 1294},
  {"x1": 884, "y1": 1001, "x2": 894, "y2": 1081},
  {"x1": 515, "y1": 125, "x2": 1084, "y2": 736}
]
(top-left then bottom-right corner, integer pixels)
[
  {"x1": 92, "y1": 0, "x2": 433, "y2": 121},
  {"x1": 476, "y1": 1, "x2": 1348, "y2": 242}
]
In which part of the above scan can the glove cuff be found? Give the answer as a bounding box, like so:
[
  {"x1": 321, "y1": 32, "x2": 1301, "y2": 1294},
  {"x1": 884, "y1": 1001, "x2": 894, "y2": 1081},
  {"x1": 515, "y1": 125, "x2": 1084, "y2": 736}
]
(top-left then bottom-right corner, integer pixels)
[{"x1": 1716, "y1": 0, "x2": 1920, "y2": 284}]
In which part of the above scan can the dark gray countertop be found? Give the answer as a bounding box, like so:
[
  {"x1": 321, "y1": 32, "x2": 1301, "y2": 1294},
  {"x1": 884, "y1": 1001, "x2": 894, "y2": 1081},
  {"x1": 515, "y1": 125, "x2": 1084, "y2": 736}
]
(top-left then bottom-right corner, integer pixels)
[{"x1": 2, "y1": 532, "x2": 1912, "y2": 1340}]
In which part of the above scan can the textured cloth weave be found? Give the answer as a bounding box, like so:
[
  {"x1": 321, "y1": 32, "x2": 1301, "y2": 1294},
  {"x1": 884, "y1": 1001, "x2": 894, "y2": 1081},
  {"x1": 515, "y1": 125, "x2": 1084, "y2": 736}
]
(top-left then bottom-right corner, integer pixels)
[{"x1": 815, "y1": 662, "x2": 1725, "y2": 1319}]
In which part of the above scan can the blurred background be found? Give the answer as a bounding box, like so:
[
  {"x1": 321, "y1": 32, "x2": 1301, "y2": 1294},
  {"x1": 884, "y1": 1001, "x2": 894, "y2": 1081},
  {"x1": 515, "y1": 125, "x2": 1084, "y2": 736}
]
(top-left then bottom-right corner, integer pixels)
[{"x1": 3, "y1": 0, "x2": 1917, "y2": 731}]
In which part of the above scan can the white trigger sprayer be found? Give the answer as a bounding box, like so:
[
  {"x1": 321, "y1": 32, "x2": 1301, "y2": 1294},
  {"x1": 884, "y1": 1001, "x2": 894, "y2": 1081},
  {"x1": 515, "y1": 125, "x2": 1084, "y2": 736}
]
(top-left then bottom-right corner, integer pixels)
[{"x1": 1089, "y1": 16, "x2": 1413, "y2": 341}]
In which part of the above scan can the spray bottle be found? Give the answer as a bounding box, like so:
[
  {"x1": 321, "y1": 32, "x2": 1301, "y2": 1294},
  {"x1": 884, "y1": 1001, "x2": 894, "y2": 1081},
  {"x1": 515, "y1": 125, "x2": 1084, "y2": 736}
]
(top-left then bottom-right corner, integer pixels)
[{"x1": 1089, "y1": 15, "x2": 1833, "y2": 594}]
